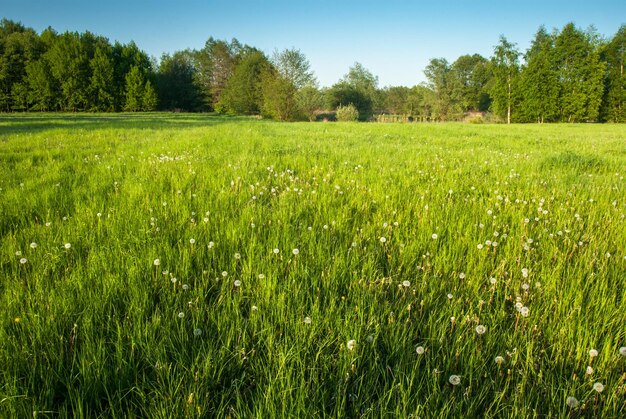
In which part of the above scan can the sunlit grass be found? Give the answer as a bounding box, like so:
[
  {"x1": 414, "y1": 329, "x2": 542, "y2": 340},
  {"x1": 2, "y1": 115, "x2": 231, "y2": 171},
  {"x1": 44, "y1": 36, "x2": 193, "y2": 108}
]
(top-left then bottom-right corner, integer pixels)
[{"x1": 1, "y1": 114, "x2": 625, "y2": 417}]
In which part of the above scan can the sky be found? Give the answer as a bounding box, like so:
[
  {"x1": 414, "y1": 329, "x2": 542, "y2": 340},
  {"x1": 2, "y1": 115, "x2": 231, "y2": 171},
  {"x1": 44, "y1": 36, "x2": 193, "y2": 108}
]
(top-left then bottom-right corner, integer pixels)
[{"x1": 4, "y1": 0, "x2": 625, "y2": 87}]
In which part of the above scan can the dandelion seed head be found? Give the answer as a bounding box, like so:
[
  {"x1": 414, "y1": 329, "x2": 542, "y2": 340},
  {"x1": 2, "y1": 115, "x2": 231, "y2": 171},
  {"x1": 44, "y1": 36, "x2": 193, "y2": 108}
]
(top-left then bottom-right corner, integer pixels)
[
  {"x1": 449, "y1": 375, "x2": 461, "y2": 386},
  {"x1": 208, "y1": 241, "x2": 214, "y2": 248},
  {"x1": 193, "y1": 328, "x2": 202, "y2": 337},
  {"x1": 416, "y1": 346, "x2": 425, "y2": 355},
  {"x1": 234, "y1": 253, "x2": 241, "y2": 259},
  {"x1": 30, "y1": 242, "x2": 37, "y2": 249},
  {"x1": 221, "y1": 271, "x2": 228, "y2": 277},
  {"x1": 178, "y1": 312, "x2": 185, "y2": 319},
  {"x1": 64, "y1": 243, "x2": 71, "y2": 249},
  {"x1": 189, "y1": 238, "x2": 195, "y2": 244},
  {"x1": 233, "y1": 280, "x2": 242, "y2": 287},
  {"x1": 459, "y1": 272, "x2": 466, "y2": 279},
  {"x1": 586, "y1": 366, "x2": 593, "y2": 375},
  {"x1": 292, "y1": 248, "x2": 299, "y2": 255},
  {"x1": 171, "y1": 277, "x2": 177, "y2": 284},
  {"x1": 475, "y1": 325, "x2": 486, "y2": 335},
  {"x1": 520, "y1": 306, "x2": 530, "y2": 317},
  {"x1": 495, "y1": 356, "x2": 504, "y2": 364},
  {"x1": 566, "y1": 396, "x2": 579, "y2": 408},
  {"x1": 619, "y1": 347, "x2": 626, "y2": 356},
  {"x1": 303, "y1": 316, "x2": 312, "y2": 324},
  {"x1": 380, "y1": 237, "x2": 387, "y2": 243},
  {"x1": 431, "y1": 233, "x2": 438, "y2": 239},
  {"x1": 589, "y1": 349, "x2": 598, "y2": 358},
  {"x1": 347, "y1": 339, "x2": 357, "y2": 351},
  {"x1": 593, "y1": 382, "x2": 604, "y2": 393},
  {"x1": 402, "y1": 280, "x2": 411, "y2": 287},
  {"x1": 19, "y1": 258, "x2": 27, "y2": 264},
  {"x1": 258, "y1": 273, "x2": 265, "y2": 279},
  {"x1": 273, "y1": 248, "x2": 280, "y2": 254}
]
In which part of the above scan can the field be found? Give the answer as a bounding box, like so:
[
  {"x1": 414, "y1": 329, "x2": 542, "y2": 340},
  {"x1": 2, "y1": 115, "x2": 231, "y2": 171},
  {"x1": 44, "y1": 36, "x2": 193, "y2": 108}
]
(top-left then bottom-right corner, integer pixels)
[{"x1": 0, "y1": 114, "x2": 625, "y2": 418}]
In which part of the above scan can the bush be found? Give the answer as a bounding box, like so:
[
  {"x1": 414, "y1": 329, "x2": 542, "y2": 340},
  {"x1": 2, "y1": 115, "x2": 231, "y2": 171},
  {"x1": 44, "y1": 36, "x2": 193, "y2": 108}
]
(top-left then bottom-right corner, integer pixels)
[{"x1": 335, "y1": 104, "x2": 359, "y2": 122}]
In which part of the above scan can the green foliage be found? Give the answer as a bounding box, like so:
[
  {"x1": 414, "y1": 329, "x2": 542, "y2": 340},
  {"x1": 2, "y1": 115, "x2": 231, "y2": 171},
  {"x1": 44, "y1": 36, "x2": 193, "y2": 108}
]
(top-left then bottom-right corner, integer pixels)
[
  {"x1": 217, "y1": 50, "x2": 270, "y2": 115},
  {"x1": 89, "y1": 47, "x2": 115, "y2": 111},
  {"x1": 296, "y1": 85, "x2": 324, "y2": 121},
  {"x1": 600, "y1": 25, "x2": 626, "y2": 122},
  {"x1": 335, "y1": 103, "x2": 359, "y2": 121},
  {"x1": 489, "y1": 36, "x2": 521, "y2": 124},
  {"x1": 0, "y1": 116, "x2": 625, "y2": 416},
  {"x1": 142, "y1": 80, "x2": 158, "y2": 111},
  {"x1": 123, "y1": 65, "x2": 144, "y2": 112},
  {"x1": 260, "y1": 69, "x2": 301, "y2": 121},
  {"x1": 157, "y1": 50, "x2": 200, "y2": 111}
]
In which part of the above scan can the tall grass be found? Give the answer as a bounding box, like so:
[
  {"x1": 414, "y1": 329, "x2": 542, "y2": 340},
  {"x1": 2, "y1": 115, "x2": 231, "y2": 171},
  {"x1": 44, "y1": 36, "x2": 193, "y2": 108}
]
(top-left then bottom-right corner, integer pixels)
[{"x1": 1, "y1": 114, "x2": 625, "y2": 417}]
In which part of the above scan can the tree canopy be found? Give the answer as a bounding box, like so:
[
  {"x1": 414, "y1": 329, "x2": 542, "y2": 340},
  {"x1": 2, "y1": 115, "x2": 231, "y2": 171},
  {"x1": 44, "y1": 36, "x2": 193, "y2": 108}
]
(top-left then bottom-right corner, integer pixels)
[{"x1": 1, "y1": 18, "x2": 625, "y2": 122}]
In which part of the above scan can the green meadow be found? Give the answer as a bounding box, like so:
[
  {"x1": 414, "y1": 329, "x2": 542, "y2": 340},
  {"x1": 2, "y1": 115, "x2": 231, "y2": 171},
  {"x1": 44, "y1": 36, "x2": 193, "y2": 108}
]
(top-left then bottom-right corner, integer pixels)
[{"x1": 0, "y1": 114, "x2": 625, "y2": 418}]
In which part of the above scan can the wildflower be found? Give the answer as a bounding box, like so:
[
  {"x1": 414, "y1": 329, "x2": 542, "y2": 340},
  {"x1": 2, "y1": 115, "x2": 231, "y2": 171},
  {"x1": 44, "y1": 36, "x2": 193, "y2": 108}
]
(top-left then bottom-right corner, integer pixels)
[
  {"x1": 182, "y1": 284, "x2": 189, "y2": 291},
  {"x1": 189, "y1": 238, "x2": 195, "y2": 244},
  {"x1": 19, "y1": 258, "x2": 27, "y2": 264},
  {"x1": 258, "y1": 274, "x2": 265, "y2": 279},
  {"x1": 495, "y1": 356, "x2": 504, "y2": 364},
  {"x1": 402, "y1": 280, "x2": 411, "y2": 287},
  {"x1": 208, "y1": 241, "x2": 214, "y2": 249},
  {"x1": 620, "y1": 346, "x2": 626, "y2": 356},
  {"x1": 431, "y1": 233, "x2": 438, "y2": 239},
  {"x1": 15, "y1": 251, "x2": 22, "y2": 257},
  {"x1": 586, "y1": 366, "x2": 593, "y2": 375},
  {"x1": 45, "y1": 222, "x2": 51, "y2": 227},
  {"x1": 459, "y1": 272, "x2": 466, "y2": 279},
  {"x1": 221, "y1": 271, "x2": 228, "y2": 277},
  {"x1": 273, "y1": 248, "x2": 280, "y2": 254},
  {"x1": 30, "y1": 242, "x2": 37, "y2": 249},
  {"x1": 193, "y1": 328, "x2": 203, "y2": 337},
  {"x1": 521, "y1": 268, "x2": 529, "y2": 278},
  {"x1": 234, "y1": 253, "x2": 241, "y2": 259},
  {"x1": 566, "y1": 396, "x2": 579, "y2": 408},
  {"x1": 154, "y1": 259, "x2": 161, "y2": 266},
  {"x1": 292, "y1": 248, "x2": 299, "y2": 255},
  {"x1": 171, "y1": 277, "x2": 177, "y2": 284},
  {"x1": 64, "y1": 243, "x2": 71, "y2": 249},
  {"x1": 447, "y1": 293, "x2": 453, "y2": 300},
  {"x1": 178, "y1": 312, "x2": 185, "y2": 319},
  {"x1": 449, "y1": 375, "x2": 461, "y2": 386},
  {"x1": 347, "y1": 339, "x2": 357, "y2": 351},
  {"x1": 475, "y1": 325, "x2": 486, "y2": 335},
  {"x1": 477, "y1": 244, "x2": 483, "y2": 249},
  {"x1": 380, "y1": 237, "x2": 387, "y2": 243},
  {"x1": 520, "y1": 306, "x2": 530, "y2": 317},
  {"x1": 521, "y1": 283, "x2": 530, "y2": 291},
  {"x1": 416, "y1": 346, "x2": 425, "y2": 355},
  {"x1": 593, "y1": 382, "x2": 604, "y2": 393},
  {"x1": 589, "y1": 349, "x2": 598, "y2": 358},
  {"x1": 489, "y1": 277, "x2": 497, "y2": 285},
  {"x1": 251, "y1": 305, "x2": 258, "y2": 311},
  {"x1": 304, "y1": 316, "x2": 312, "y2": 324},
  {"x1": 233, "y1": 280, "x2": 242, "y2": 287}
]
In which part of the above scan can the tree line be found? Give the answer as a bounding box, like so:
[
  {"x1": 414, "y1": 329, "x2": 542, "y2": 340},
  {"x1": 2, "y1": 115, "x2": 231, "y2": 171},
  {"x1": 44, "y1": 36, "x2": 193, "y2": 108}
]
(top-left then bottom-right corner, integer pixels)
[{"x1": 0, "y1": 18, "x2": 624, "y2": 122}]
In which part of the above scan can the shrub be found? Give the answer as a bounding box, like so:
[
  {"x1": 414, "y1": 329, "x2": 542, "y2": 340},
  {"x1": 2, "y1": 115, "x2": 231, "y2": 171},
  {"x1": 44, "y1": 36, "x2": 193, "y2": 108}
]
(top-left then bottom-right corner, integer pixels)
[{"x1": 335, "y1": 104, "x2": 359, "y2": 122}]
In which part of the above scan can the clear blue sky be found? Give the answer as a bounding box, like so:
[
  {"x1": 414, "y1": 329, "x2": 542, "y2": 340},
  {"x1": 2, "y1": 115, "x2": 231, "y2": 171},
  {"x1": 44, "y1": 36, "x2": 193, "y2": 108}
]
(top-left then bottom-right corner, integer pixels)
[{"x1": 4, "y1": 0, "x2": 625, "y2": 87}]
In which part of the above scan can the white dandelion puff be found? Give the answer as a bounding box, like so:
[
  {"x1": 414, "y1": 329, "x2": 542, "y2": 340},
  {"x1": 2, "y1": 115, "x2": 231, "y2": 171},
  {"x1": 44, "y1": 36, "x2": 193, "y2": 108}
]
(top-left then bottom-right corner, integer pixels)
[
  {"x1": 589, "y1": 349, "x2": 598, "y2": 358},
  {"x1": 189, "y1": 238, "x2": 195, "y2": 244},
  {"x1": 19, "y1": 258, "x2": 27, "y2": 264},
  {"x1": 193, "y1": 328, "x2": 203, "y2": 337},
  {"x1": 495, "y1": 356, "x2": 504, "y2": 364},
  {"x1": 380, "y1": 237, "x2": 387, "y2": 243},
  {"x1": 619, "y1": 347, "x2": 626, "y2": 356},
  {"x1": 153, "y1": 258, "x2": 161, "y2": 266},
  {"x1": 347, "y1": 339, "x2": 357, "y2": 351},
  {"x1": 431, "y1": 233, "x2": 438, "y2": 239},
  {"x1": 449, "y1": 375, "x2": 461, "y2": 386},
  {"x1": 64, "y1": 243, "x2": 71, "y2": 249},
  {"x1": 475, "y1": 325, "x2": 486, "y2": 335},
  {"x1": 304, "y1": 316, "x2": 312, "y2": 324},
  {"x1": 566, "y1": 396, "x2": 579, "y2": 409},
  {"x1": 178, "y1": 312, "x2": 185, "y2": 319},
  {"x1": 292, "y1": 248, "x2": 299, "y2": 255},
  {"x1": 416, "y1": 346, "x2": 425, "y2": 355},
  {"x1": 593, "y1": 382, "x2": 604, "y2": 393},
  {"x1": 30, "y1": 242, "x2": 37, "y2": 249},
  {"x1": 402, "y1": 280, "x2": 411, "y2": 287}
]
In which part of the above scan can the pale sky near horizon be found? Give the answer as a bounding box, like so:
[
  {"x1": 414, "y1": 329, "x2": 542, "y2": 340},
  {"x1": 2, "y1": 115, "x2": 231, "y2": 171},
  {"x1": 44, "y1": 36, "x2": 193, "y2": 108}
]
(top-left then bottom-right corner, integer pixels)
[{"x1": 3, "y1": 1, "x2": 625, "y2": 87}]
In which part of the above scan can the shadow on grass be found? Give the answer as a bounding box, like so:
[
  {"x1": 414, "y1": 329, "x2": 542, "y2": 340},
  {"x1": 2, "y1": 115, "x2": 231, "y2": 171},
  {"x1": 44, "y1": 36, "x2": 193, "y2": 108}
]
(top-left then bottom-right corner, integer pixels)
[{"x1": 0, "y1": 112, "x2": 254, "y2": 136}]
